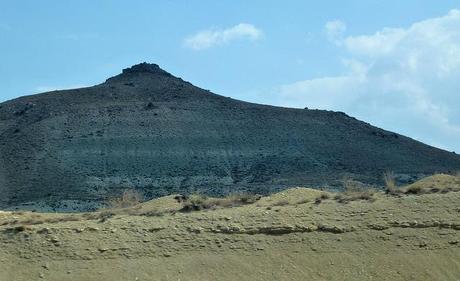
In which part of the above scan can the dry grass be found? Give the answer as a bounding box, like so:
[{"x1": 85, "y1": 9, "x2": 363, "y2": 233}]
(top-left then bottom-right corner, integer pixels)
[
  {"x1": 383, "y1": 171, "x2": 402, "y2": 195},
  {"x1": 295, "y1": 198, "x2": 310, "y2": 205},
  {"x1": 404, "y1": 184, "x2": 459, "y2": 195},
  {"x1": 404, "y1": 185, "x2": 426, "y2": 194},
  {"x1": 107, "y1": 189, "x2": 144, "y2": 209},
  {"x1": 272, "y1": 199, "x2": 290, "y2": 207},
  {"x1": 4, "y1": 174, "x2": 458, "y2": 230},
  {"x1": 1, "y1": 213, "x2": 84, "y2": 228},
  {"x1": 314, "y1": 193, "x2": 330, "y2": 205},
  {"x1": 3, "y1": 190, "x2": 172, "y2": 227},
  {"x1": 401, "y1": 174, "x2": 460, "y2": 195},
  {"x1": 139, "y1": 209, "x2": 168, "y2": 217},
  {"x1": 180, "y1": 193, "x2": 260, "y2": 212},
  {"x1": 334, "y1": 178, "x2": 376, "y2": 203},
  {"x1": 342, "y1": 178, "x2": 370, "y2": 192},
  {"x1": 334, "y1": 191, "x2": 374, "y2": 203},
  {"x1": 5, "y1": 225, "x2": 30, "y2": 233}
]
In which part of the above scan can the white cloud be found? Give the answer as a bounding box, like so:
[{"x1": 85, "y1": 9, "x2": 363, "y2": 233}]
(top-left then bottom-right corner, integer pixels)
[
  {"x1": 325, "y1": 20, "x2": 347, "y2": 44},
  {"x1": 184, "y1": 23, "x2": 262, "y2": 50},
  {"x1": 280, "y1": 10, "x2": 460, "y2": 152},
  {"x1": 344, "y1": 27, "x2": 406, "y2": 56}
]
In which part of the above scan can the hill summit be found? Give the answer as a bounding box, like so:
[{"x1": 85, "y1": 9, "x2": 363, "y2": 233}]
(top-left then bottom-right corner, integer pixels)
[{"x1": 1, "y1": 63, "x2": 459, "y2": 211}]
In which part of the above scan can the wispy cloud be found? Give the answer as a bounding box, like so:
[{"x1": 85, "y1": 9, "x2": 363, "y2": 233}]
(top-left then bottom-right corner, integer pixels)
[
  {"x1": 184, "y1": 23, "x2": 263, "y2": 50},
  {"x1": 325, "y1": 20, "x2": 347, "y2": 45},
  {"x1": 280, "y1": 10, "x2": 460, "y2": 151},
  {"x1": 34, "y1": 84, "x2": 90, "y2": 93}
]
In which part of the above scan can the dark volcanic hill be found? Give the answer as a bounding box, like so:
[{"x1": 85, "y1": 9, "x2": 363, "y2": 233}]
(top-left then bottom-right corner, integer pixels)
[{"x1": 1, "y1": 63, "x2": 460, "y2": 211}]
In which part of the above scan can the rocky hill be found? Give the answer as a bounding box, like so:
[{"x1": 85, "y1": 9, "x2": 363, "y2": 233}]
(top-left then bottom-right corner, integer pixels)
[{"x1": 1, "y1": 62, "x2": 459, "y2": 211}]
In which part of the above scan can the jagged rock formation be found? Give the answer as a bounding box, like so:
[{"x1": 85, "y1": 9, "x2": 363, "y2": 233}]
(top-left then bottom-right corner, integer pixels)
[{"x1": 1, "y1": 62, "x2": 459, "y2": 211}]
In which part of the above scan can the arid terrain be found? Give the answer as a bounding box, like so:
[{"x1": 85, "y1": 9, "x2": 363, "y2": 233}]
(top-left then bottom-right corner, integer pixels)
[
  {"x1": 3, "y1": 3, "x2": 460, "y2": 281},
  {"x1": 1, "y1": 174, "x2": 459, "y2": 281},
  {"x1": 2, "y1": 63, "x2": 460, "y2": 212}
]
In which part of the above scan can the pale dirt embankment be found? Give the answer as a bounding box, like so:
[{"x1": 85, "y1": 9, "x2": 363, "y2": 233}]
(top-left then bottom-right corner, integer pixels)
[{"x1": 1, "y1": 175, "x2": 460, "y2": 281}]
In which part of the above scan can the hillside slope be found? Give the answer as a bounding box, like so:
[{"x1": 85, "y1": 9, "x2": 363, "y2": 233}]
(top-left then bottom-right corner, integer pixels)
[{"x1": 1, "y1": 63, "x2": 459, "y2": 210}]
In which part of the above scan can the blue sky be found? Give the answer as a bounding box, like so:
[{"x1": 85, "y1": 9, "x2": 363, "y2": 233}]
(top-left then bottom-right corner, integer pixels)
[{"x1": 1, "y1": 1, "x2": 459, "y2": 152}]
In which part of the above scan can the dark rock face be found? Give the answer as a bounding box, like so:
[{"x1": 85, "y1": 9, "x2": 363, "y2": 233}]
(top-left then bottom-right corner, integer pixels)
[{"x1": 1, "y1": 63, "x2": 460, "y2": 211}]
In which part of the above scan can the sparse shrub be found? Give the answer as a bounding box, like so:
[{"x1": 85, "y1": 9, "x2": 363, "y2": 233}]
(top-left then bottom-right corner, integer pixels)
[
  {"x1": 334, "y1": 190, "x2": 374, "y2": 203},
  {"x1": 314, "y1": 193, "x2": 330, "y2": 205},
  {"x1": 296, "y1": 198, "x2": 310, "y2": 205},
  {"x1": 107, "y1": 189, "x2": 144, "y2": 209},
  {"x1": 383, "y1": 171, "x2": 401, "y2": 195},
  {"x1": 6, "y1": 225, "x2": 28, "y2": 233},
  {"x1": 404, "y1": 185, "x2": 425, "y2": 195},
  {"x1": 342, "y1": 177, "x2": 367, "y2": 193},
  {"x1": 333, "y1": 193, "x2": 344, "y2": 203},
  {"x1": 181, "y1": 194, "x2": 211, "y2": 212},
  {"x1": 21, "y1": 218, "x2": 45, "y2": 225},
  {"x1": 272, "y1": 199, "x2": 290, "y2": 207},
  {"x1": 39, "y1": 215, "x2": 82, "y2": 224},
  {"x1": 179, "y1": 193, "x2": 260, "y2": 212},
  {"x1": 320, "y1": 193, "x2": 330, "y2": 200},
  {"x1": 334, "y1": 178, "x2": 376, "y2": 203},
  {"x1": 441, "y1": 187, "x2": 455, "y2": 193},
  {"x1": 421, "y1": 185, "x2": 458, "y2": 194},
  {"x1": 234, "y1": 193, "x2": 260, "y2": 204},
  {"x1": 399, "y1": 173, "x2": 460, "y2": 195},
  {"x1": 97, "y1": 211, "x2": 116, "y2": 223},
  {"x1": 3, "y1": 213, "x2": 88, "y2": 228},
  {"x1": 15, "y1": 225, "x2": 27, "y2": 232},
  {"x1": 140, "y1": 209, "x2": 167, "y2": 217},
  {"x1": 82, "y1": 212, "x2": 99, "y2": 220},
  {"x1": 174, "y1": 194, "x2": 188, "y2": 203},
  {"x1": 401, "y1": 184, "x2": 457, "y2": 195}
]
